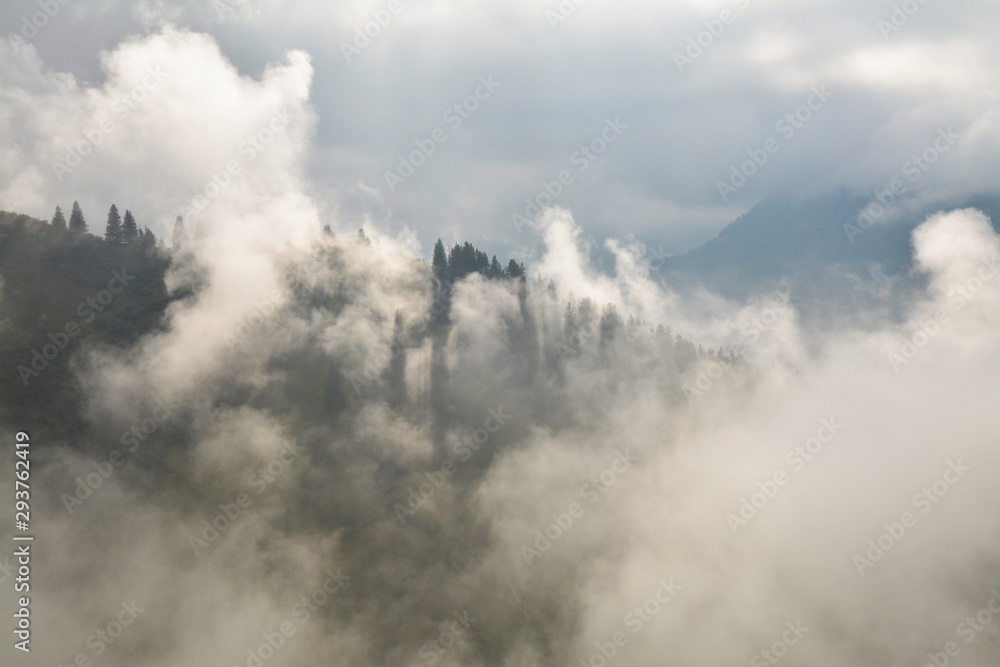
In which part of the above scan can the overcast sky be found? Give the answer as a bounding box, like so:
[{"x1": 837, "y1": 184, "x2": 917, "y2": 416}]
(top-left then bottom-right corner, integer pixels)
[{"x1": 1, "y1": 0, "x2": 998, "y2": 260}]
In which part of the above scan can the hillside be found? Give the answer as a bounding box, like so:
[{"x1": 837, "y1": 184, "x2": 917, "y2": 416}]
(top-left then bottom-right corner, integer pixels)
[
  {"x1": 0, "y1": 211, "x2": 171, "y2": 436},
  {"x1": 658, "y1": 192, "x2": 1000, "y2": 324}
]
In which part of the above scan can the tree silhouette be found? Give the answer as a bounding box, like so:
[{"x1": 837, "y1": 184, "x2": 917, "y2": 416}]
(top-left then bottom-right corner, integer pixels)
[
  {"x1": 141, "y1": 226, "x2": 157, "y2": 250},
  {"x1": 105, "y1": 205, "x2": 122, "y2": 245},
  {"x1": 505, "y1": 259, "x2": 526, "y2": 279},
  {"x1": 51, "y1": 206, "x2": 67, "y2": 230},
  {"x1": 172, "y1": 215, "x2": 188, "y2": 251},
  {"x1": 432, "y1": 239, "x2": 447, "y2": 280},
  {"x1": 122, "y1": 209, "x2": 139, "y2": 245},
  {"x1": 68, "y1": 201, "x2": 87, "y2": 233}
]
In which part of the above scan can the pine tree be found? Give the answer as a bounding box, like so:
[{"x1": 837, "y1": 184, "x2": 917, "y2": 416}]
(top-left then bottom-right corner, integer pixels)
[
  {"x1": 505, "y1": 259, "x2": 525, "y2": 279},
  {"x1": 432, "y1": 239, "x2": 447, "y2": 280},
  {"x1": 51, "y1": 206, "x2": 67, "y2": 230},
  {"x1": 172, "y1": 215, "x2": 188, "y2": 251},
  {"x1": 388, "y1": 310, "x2": 407, "y2": 408},
  {"x1": 105, "y1": 205, "x2": 122, "y2": 245},
  {"x1": 564, "y1": 301, "x2": 577, "y2": 338},
  {"x1": 357, "y1": 228, "x2": 370, "y2": 245},
  {"x1": 142, "y1": 226, "x2": 157, "y2": 249},
  {"x1": 68, "y1": 201, "x2": 87, "y2": 233},
  {"x1": 488, "y1": 255, "x2": 502, "y2": 279},
  {"x1": 599, "y1": 304, "x2": 620, "y2": 348},
  {"x1": 578, "y1": 297, "x2": 594, "y2": 328},
  {"x1": 121, "y1": 209, "x2": 139, "y2": 244}
]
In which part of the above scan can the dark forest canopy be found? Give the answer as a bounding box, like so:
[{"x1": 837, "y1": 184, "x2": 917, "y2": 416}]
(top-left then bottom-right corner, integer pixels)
[{"x1": 0, "y1": 208, "x2": 748, "y2": 437}]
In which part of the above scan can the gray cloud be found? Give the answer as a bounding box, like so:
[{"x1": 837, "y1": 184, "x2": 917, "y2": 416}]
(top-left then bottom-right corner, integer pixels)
[
  {"x1": 2, "y1": 0, "x2": 998, "y2": 256},
  {"x1": 1, "y1": 7, "x2": 998, "y2": 666}
]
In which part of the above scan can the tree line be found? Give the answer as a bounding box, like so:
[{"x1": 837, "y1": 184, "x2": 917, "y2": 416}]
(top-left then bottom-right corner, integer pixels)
[
  {"x1": 48, "y1": 201, "x2": 158, "y2": 250},
  {"x1": 431, "y1": 238, "x2": 525, "y2": 282}
]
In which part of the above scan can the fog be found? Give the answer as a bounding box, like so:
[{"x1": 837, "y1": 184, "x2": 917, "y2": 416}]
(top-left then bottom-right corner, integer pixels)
[{"x1": 2, "y1": 23, "x2": 998, "y2": 667}]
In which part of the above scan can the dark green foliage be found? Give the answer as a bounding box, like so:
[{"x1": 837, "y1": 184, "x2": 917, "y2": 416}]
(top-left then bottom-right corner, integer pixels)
[
  {"x1": 488, "y1": 255, "x2": 502, "y2": 279},
  {"x1": 122, "y1": 209, "x2": 139, "y2": 245},
  {"x1": 141, "y1": 226, "x2": 157, "y2": 250},
  {"x1": 505, "y1": 259, "x2": 525, "y2": 279},
  {"x1": 51, "y1": 206, "x2": 67, "y2": 230},
  {"x1": 0, "y1": 210, "x2": 170, "y2": 437},
  {"x1": 105, "y1": 204, "x2": 122, "y2": 245},
  {"x1": 432, "y1": 239, "x2": 447, "y2": 280},
  {"x1": 433, "y1": 240, "x2": 524, "y2": 283},
  {"x1": 0, "y1": 205, "x2": 748, "y2": 441},
  {"x1": 68, "y1": 200, "x2": 87, "y2": 234},
  {"x1": 446, "y1": 242, "x2": 489, "y2": 280}
]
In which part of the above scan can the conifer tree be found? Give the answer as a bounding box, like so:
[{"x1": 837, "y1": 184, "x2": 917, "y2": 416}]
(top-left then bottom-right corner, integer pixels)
[
  {"x1": 505, "y1": 259, "x2": 525, "y2": 279},
  {"x1": 105, "y1": 205, "x2": 122, "y2": 245},
  {"x1": 68, "y1": 201, "x2": 87, "y2": 233},
  {"x1": 121, "y1": 209, "x2": 138, "y2": 244},
  {"x1": 172, "y1": 215, "x2": 188, "y2": 251},
  {"x1": 51, "y1": 206, "x2": 67, "y2": 230},
  {"x1": 432, "y1": 239, "x2": 447, "y2": 280}
]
